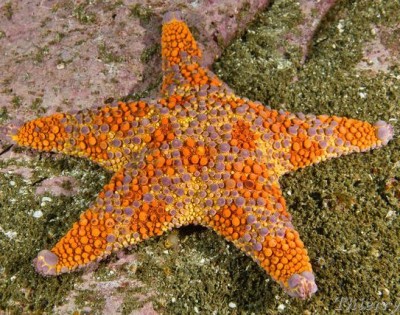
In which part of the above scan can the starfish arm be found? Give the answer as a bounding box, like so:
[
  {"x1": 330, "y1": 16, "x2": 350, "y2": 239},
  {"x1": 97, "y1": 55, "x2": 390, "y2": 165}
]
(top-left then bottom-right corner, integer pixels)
[
  {"x1": 231, "y1": 100, "x2": 394, "y2": 175},
  {"x1": 161, "y1": 12, "x2": 226, "y2": 97},
  {"x1": 280, "y1": 113, "x2": 393, "y2": 172},
  {"x1": 203, "y1": 180, "x2": 317, "y2": 299},
  {"x1": 34, "y1": 166, "x2": 178, "y2": 275},
  {"x1": 161, "y1": 12, "x2": 203, "y2": 72},
  {"x1": 10, "y1": 100, "x2": 157, "y2": 172}
]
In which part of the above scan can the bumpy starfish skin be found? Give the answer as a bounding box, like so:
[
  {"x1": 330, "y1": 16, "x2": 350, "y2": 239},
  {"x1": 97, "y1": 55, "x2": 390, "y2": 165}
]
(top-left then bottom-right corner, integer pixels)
[{"x1": 10, "y1": 12, "x2": 393, "y2": 299}]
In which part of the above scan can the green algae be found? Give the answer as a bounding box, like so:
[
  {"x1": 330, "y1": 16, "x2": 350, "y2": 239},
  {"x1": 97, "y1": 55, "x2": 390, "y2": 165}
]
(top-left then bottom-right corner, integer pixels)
[
  {"x1": 140, "y1": 43, "x2": 161, "y2": 64},
  {"x1": 73, "y1": 1, "x2": 97, "y2": 25},
  {"x1": 129, "y1": 4, "x2": 156, "y2": 25},
  {"x1": 30, "y1": 97, "x2": 46, "y2": 115},
  {"x1": 0, "y1": 107, "x2": 9, "y2": 124},
  {"x1": 33, "y1": 45, "x2": 50, "y2": 64},
  {"x1": 0, "y1": 156, "x2": 110, "y2": 313},
  {"x1": 11, "y1": 95, "x2": 22, "y2": 109},
  {"x1": 1, "y1": 0, "x2": 400, "y2": 314},
  {"x1": 97, "y1": 42, "x2": 126, "y2": 64},
  {"x1": 74, "y1": 289, "x2": 106, "y2": 313},
  {"x1": 2, "y1": 2, "x2": 13, "y2": 21}
]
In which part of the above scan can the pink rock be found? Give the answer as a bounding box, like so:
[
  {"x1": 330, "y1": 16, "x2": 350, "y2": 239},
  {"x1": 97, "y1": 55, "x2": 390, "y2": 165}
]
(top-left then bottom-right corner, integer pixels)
[
  {"x1": 35, "y1": 176, "x2": 78, "y2": 196},
  {"x1": 285, "y1": 0, "x2": 338, "y2": 63},
  {"x1": 0, "y1": 0, "x2": 269, "y2": 123}
]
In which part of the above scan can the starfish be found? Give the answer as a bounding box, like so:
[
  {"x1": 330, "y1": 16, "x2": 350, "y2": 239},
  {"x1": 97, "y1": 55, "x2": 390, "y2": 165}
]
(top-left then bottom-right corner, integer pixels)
[{"x1": 8, "y1": 12, "x2": 393, "y2": 299}]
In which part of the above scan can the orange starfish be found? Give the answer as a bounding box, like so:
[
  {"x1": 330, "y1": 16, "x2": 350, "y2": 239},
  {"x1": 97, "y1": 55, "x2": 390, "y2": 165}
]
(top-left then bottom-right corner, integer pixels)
[{"x1": 9, "y1": 12, "x2": 393, "y2": 299}]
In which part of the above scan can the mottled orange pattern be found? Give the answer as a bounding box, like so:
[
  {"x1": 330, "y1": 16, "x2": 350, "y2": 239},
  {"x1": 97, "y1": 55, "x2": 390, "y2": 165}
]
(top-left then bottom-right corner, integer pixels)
[{"x1": 11, "y1": 12, "x2": 393, "y2": 299}]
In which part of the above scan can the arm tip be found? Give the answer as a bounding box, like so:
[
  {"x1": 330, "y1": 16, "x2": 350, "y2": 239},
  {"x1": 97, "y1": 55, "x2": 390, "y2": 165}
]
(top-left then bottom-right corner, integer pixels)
[
  {"x1": 162, "y1": 11, "x2": 182, "y2": 24},
  {"x1": 283, "y1": 271, "x2": 318, "y2": 299},
  {"x1": 34, "y1": 250, "x2": 59, "y2": 276},
  {"x1": 375, "y1": 120, "x2": 394, "y2": 145}
]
